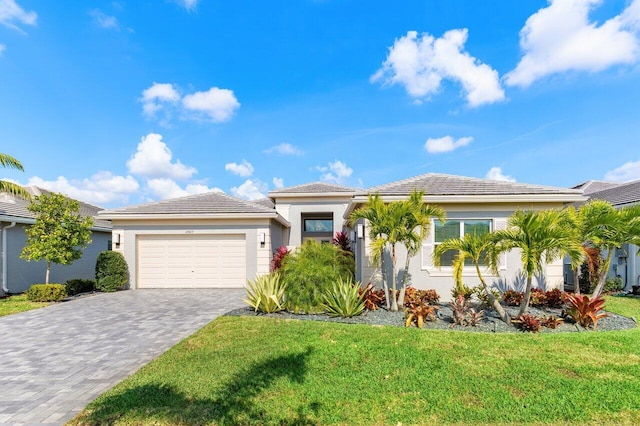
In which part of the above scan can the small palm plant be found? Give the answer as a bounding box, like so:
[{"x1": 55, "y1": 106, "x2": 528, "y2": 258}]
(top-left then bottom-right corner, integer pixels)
[{"x1": 245, "y1": 273, "x2": 287, "y2": 313}]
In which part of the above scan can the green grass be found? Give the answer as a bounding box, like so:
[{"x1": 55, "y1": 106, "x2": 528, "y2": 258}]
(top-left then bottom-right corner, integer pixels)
[
  {"x1": 71, "y1": 296, "x2": 640, "y2": 425},
  {"x1": 0, "y1": 293, "x2": 50, "y2": 317}
]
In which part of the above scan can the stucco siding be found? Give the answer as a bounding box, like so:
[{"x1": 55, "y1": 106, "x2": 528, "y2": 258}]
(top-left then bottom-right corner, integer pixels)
[
  {"x1": 5, "y1": 224, "x2": 111, "y2": 293},
  {"x1": 274, "y1": 198, "x2": 351, "y2": 247}
]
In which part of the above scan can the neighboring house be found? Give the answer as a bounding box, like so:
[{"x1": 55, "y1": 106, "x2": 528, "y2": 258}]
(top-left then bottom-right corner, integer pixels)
[
  {"x1": 99, "y1": 173, "x2": 586, "y2": 299},
  {"x1": 0, "y1": 186, "x2": 112, "y2": 294},
  {"x1": 577, "y1": 179, "x2": 640, "y2": 292}
]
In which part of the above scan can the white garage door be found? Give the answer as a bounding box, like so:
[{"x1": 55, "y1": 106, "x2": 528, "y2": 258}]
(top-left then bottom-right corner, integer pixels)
[{"x1": 137, "y1": 234, "x2": 246, "y2": 288}]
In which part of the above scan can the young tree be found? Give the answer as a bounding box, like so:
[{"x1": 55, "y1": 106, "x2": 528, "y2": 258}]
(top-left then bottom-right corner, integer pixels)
[
  {"x1": 578, "y1": 200, "x2": 640, "y2": 297},
  {"x1": 21, "y1": 192, "x2": 93, "y2": 284},
  {"x1": 493, "y1": 209, "x2": 582, "y2": 315},
  {"x1": 433, "y1": 232, "x2": 511, "y2": 324},
  {"x1": 351, "y1": 190, "x2": 445, "y2": 312},
  {"x1": 0, "y1": 153, "x2": 31, "y2": 200}
]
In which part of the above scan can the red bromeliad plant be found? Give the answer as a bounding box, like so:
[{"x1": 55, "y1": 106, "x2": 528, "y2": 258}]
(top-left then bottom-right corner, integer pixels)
[
  {"x1": 405, "y1": 304, "x2": 439, "y2": 328},
  {"x1": 404, "y1": 286, "x2": 440, "y2": 307},
  {"x1": 544, "y1": 289, "x2": 565, "y2": 308},
  {"x1": 359, "y1": 283, "x2": 386, "y2": 311},
  {"x1": 563, "y1": 293, "x2": 608, "y2": 329},
  {"x1": 529, "y1": 288, "x2": 547, "y2": 307},
  {"x1": 540, "y1": 315, "x2": 564, "y2": 329},
  {"x1": 502, "y1": 290, "x2": 524, "y2": 306},
  {"x1": 270, "y1": 246, "x2": 290, "y2": 272},
  {"x1": 511, "y1": 314, "x2": 542, "y2": 333}
]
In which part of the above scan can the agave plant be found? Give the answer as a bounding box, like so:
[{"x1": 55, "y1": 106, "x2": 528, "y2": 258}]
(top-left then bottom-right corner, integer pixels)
[
  {"x1": 323, "y1": 277, "x2": 366, "y2": 318},
  {"x1": 563, "y1": 293, "x2": 608, "y2": 329},
  {"x1": 244, "y1": 273, "x2": 287, "y2": 313}
]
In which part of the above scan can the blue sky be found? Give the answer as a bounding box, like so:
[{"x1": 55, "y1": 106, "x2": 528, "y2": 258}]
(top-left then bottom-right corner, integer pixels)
[{"x1": 1, "y1": 0, "x2": 639, "y2": 207}]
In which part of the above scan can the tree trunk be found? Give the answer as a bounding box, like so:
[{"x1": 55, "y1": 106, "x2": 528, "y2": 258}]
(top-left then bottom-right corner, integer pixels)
[
  {"x1": 380, "y1": 255, "x2": 390, "y2": 310},
  {"x1": 476, "y1": 264, "x2": 511, "y2": 324},
  {"x1": 390, "y1": 245, "x2": 398, "y2": 311},
  {"x1": 591, "y1": 249, "x2": 614, "y2": 298},
  {"x1": 573, "y1": 266, "x2": 580, "y2": 295},
  {"x1": 45, "y1": 262, "x2": 51, "y2": 285},
  {"x1": 518, "y1": 274, "x2": 533, "y2": 316},
  {"x1": 397, "y1": 253, "x2": 412, "y2": 310}
]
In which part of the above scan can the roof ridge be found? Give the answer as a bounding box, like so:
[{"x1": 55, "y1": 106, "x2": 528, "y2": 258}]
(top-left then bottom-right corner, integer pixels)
[
  {"x1": 269, "y1": 181, "x2": 357, "y2": 193},
  {"x1": 588, "y1": 178, "x2": 640, "y2": 195}
]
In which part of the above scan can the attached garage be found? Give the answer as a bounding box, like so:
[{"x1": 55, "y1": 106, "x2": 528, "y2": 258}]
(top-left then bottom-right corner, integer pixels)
[
  {"x1": 97, "y1": 192, "x2": 290, "y2": 290},
  {"x1": 137, "y1": 234, "x2": 246, "y2": 288}
]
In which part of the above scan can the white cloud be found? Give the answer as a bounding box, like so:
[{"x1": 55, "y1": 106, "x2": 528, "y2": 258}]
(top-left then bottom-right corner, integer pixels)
[
  {"x1": 424, "y1": 135, "x2": 473, "y2": 154},
  {"x1": 317, "y1": 160, "x2": 354, "y2": 184},
  {"x1": 0, "y1": 0, "x2": 37, "y2": 32},
  {"x1": 176, "y1": 0, "x2": 198, "y2": 11},
  {"x1": 146, "y1": 178, "x2": 222, "y2": 200},
  {"x1": 264, "y1": 143, "x2": 304, "y2": 156},
  {"x1": 371, "y1": 29, "x2": 505, "y2": 107},
  {"x1": 231, "y1": 179, "x2": 268, "y2": 200},
  {"x1": 140, "y1": 83, "x2": 240, "y2": 123},
  {"x1": 505, "y1": 0, "x2": 640, "y2": 87},
  {"x1": 182, "y1": 87, "x2": 240, "y2": 122},
  {"x1": 89, "y1": 9, "x2": 118, "y2": 30},
  {"x1": 140, "y1": 82, "x2": 180, "y2": 118},
  {"x1": 272, "y1": 177, "x2": 284, "y2": 189},
  {"x1": 224, "y1": 160, "x2": 254, "y2": 177},
  {"x1": 25, "y1": 172, "x2": 139, "y2": 205},
  {"x1": 604, "y1": 158, "x2": 640, "y2": 182},
  {"x1": 0, "y1": 44, "x2": 5, "y2": 56},
  {"x1": 485, "y1": 167, "x2": 516, "y2": 182},
  {"x1": 127, "y1": 133, "x2": 197, "y2": 180}
]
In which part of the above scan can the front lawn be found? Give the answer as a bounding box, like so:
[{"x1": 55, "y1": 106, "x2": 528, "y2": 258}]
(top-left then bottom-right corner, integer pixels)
[
  {"x1": 0, "y1": 293, "x2": 50, "y2": 317},
  {"x1": 71, "y1": 296, "x2": 640, "y2": 425}
]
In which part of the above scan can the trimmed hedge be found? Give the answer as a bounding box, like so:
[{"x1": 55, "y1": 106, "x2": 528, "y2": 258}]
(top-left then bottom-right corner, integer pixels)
[
  {"x1": 65, "y1": 279, "x2": 96, "y2": 296},
  {"x1": 26, "y1": 284, "x2": 67, "y2": 302},
  {"x1": 95, "y1": 251, "x2": 129, "y2": 292}
]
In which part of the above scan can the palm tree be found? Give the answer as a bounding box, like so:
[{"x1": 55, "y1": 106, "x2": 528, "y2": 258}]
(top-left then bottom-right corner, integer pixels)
[
  {"x1": 433, "y1": 231, "x2": 511, "y2": 324},
  {"x1": 350, "y1": 193, "x2": 391, "y2": 309},
  {"x1": 351, "y1": 190, "x2": 445, "y2": 312},
  {"x1": 579, "y1": 200, "x2": 640, "y2": 297},
  {"x1": 493, "y1": 209, "x2": 583, "y2": 315},
  {"x1": 0, "y1": 153, "x2": 30, "y2": 200},
  {"x1": 397, "y1": 190, "x2": 445, "y2": 305}
]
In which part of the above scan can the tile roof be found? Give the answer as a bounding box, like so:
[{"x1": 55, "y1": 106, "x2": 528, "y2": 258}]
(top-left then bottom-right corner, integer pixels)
[
  {"x1": 269, "y1": 181, "x2": 356, "y2": 195},
  {"x1": 363, "y1": 173, "x2": 583, "y2": 196},
  {"x1": 0, "y1": 186, "x2": 111, "y2": 230},
  {"x1": 99, "y1": 190, "x2": 279, "y2": 216},
  {"x1": 252, "y1": 197, "x2": 275, "y2": 209},
  {"x1": 571, "y1": 180, "x2": 621, "y2": 194},
  {"x1": 587, "y1": 180, "x2": 640, "y2": 206}
]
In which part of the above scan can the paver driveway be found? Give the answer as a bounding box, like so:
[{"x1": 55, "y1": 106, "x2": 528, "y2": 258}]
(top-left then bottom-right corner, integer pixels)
[{"x1": 0, "y1": 289, "x2": 245, "y2": 425}]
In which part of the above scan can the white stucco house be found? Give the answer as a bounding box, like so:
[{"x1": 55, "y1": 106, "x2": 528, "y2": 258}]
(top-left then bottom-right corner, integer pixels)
[
  {"x1": 0, "y1": 186, "x2": 113, "y2": 294},
  {"x1": 98, "y1": 173, "x2": 587, "y2": 299}
]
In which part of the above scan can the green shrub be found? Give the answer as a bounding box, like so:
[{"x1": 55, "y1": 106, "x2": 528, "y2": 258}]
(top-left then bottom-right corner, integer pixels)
[
  {"x1": 604, "y1": 277, "x2": 623, "y2": 293},
  {"x1": 245, "y1": 273, "x2": 287, "y2": 313},
  {"x1": 65, "y1": 279, "x2": 96, "y2": 296},
  {"x1": 451, "y1": 283, "x2": 475, "y2": 300},
  {"x1": 26, "y1": 284, "x2": 67, "y2": 302},
  {"x1": 281, "y1": 240, "x2": 355, "y2": 314},
  {"x1": 471, "y1": 286, "x2": 500, "y2": 308},
  {"x1": 95, "y1": 251, "x2": 129, "y2": 292},
  {"x1": 323, "y1": 277, "x2": 366, "y2": 318}
]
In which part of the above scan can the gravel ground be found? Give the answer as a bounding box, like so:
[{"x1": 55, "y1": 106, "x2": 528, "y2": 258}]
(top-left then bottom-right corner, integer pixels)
[{"x1": 227, "y1": 302, "x2": 637, "y2": 333}]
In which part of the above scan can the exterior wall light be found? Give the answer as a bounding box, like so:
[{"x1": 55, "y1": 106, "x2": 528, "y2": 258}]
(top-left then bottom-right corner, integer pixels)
[{"x1": 356, "y1": 223, "x2": 364, "y2": 239}]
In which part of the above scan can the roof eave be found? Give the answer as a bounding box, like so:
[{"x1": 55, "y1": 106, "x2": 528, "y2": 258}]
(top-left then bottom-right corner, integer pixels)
[{"x1": 99, "y1": 212, "x2": 292, "y2": 227}]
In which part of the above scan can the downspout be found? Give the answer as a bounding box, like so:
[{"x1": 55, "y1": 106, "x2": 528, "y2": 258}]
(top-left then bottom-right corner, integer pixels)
[{"x1": 2, "y1": 222, "x2": 16, "y2": 294}]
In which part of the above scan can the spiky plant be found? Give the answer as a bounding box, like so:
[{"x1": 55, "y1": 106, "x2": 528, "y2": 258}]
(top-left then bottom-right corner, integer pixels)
[
  {"x1": 244, "y1": 273, "x2": 287, "y2": 313},
  {"x1": 563, "y1": 293, "x2": 608, "y2": 329},
  {"x1": 323, "y1": 277, "x2": 366, "y2": 318}
]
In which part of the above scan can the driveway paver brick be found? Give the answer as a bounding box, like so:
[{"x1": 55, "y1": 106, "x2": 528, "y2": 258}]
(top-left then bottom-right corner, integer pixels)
[{"x1": 0, "y1": 289, "x2": 244, "y2": 425}]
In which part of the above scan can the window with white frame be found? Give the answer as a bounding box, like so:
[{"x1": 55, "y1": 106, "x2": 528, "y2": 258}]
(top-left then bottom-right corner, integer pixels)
[{"x1": 433, "y1": 219, "x2": 492, "y2": 267}]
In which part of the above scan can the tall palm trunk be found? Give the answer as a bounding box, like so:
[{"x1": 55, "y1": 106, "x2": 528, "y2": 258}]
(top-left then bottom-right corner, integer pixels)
[
  {"x1": 45, "y1": 262, "x2": 51, "y2": 285},
  {"x1": 390, "y1": 245, "x2": 399, "y2": 311},
  {"x1": 397, "y1": 253, "x2": 412, "y2": 310},
  {"x1": 519, "y1": 274, "x2": 533, "y2": 316},
  {"x1": 573, "y1": 266, "x2": 580, "y2": 295},
  {"x1": 591, "y1": 249, "x2": 614, "y2": 297},
  {"x1": 475, "y1": 264, "x2": 511, "y2": 324},
  {"x1": 380, "y1": 255, "x2": 390, "y2": 310}
]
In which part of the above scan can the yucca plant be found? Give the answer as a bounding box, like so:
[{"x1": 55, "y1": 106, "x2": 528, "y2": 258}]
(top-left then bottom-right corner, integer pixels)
[
  {"x1": 563, "y1": 293, "x2": 608, "y2": 329},
  {"x1": 244, "y1": 273, "x2": 287, "y2": 313},
  {"x1": 323, "y1": 277, "x2": 366, "y2": 318}
]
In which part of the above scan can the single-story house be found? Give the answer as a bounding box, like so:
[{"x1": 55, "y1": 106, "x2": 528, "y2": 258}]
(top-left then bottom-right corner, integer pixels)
[
  {"x1": 0, "y1": 186, "x2": 113, "y2": 294},
  {"x1": 99, "y1": 173, "x2": 586, "y2": 298},
  {"x1": 570, "y1": 179, "x2": 640, "y2": 292}
]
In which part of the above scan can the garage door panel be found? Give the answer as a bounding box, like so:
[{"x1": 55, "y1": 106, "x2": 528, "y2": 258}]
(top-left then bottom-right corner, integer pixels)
[{"x1": 137, "y1": 234, "x2": 246, "y2": 288}]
